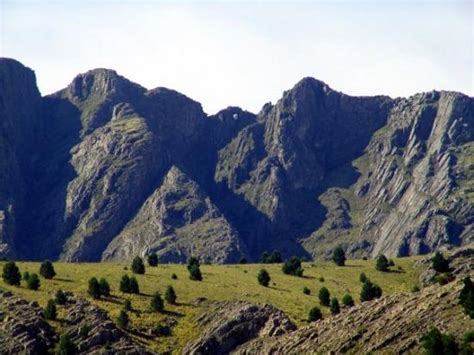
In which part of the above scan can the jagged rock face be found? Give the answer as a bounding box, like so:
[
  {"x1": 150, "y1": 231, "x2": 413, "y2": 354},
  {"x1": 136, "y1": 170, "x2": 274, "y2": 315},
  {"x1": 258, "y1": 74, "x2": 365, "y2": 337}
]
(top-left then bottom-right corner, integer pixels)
[
  {"x1": 0, "y1": 58, "x2": 473, "y2": 262},
  {"x1": 103, "y1": 166, "x2": 245, "y2": 263}
]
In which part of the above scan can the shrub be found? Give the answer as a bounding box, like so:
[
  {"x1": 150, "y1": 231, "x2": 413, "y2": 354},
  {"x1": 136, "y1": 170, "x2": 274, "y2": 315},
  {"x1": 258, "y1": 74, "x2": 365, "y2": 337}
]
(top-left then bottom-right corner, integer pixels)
[
  {"x1": 260, "y1": 251, "x2": 270, "y2": 263},
  {"x1": 117, "y1": 310, "x2": 129, "y2": 328},
  {"x1": 23, "y1": 271, "x2": 30, "y2": 281},
  {"x1": 308, "y1": 307, "x2": 322, "y2": 322},
  {"x1": 388, "y1": 259, "x2": 395, "y2": 267},
  {"x1": 360, "y1": 279, "x2": 382, "y2": 302},
  {"x1": 434, "y1": 273, "x2": 455, "y2": 286},
  {"x1": 56, "y1": 334, "x2": 76, "y2": 355},
  {"x1": 432, "y1": 251, "x2": 450, "y2": 273},
  {"x1": 375, "y1": 255, "x2": 389, "y2": 272},
  {"x1": 359, "y1": 272, "x2": 368, "y2": 283},
  {"x1": 269, "y1": 250, "x2": 283, "y2": 263},
  {"x1": 88, "y1": 277, "x2": 101, "y2": 299},
  {"x1": 342, "y1": 294, "x2": 354, "y2": 307},
  {"x1": 319, "y1": 276, "x2": 325, "y2": 282},
  {"x1": 39, "y1": 261, "x2": 56, "y2": 279},
  {"x1": 239, "y1": 257, "x2": 247, "y2": 264},
  {"x1": 55, "y1": 289, "x2": 67, "y2": 305},
  {"x1": 258, "y1": 269, "x2": 271, "y2": 287},
  {"x1": 155, "y1": 323, "x2": 171, "y2": 336},
  {"x1": 319, "y1": 287, "x2": 330, "y2": 306},
  {"x1": 2, "y1": 261, "x2": 21, "y2": 286},
  {"x1": 187, "y1": 256, "x2": 200, "y2": 270},
  {"x1": 123, "y1": 299, "x2": 132, "y2": 311},
  {"x1": 282, "y1": 256, "x2": 303, "y2": 277},
  {"x1": 79, "y1": 325, "x2": 91, "y2": 338},
  {"x1": 129, "y1": 277, "x2": 140, "y2": 294},
  {"x1": 147, "y1": 253, "x2": 158, "y2": 266},
  {"x1": 459, "y1": 277, "x2": 474, "y2": 319},
  {"x1": 44, "y1": 299, "x2": 57, "y2": 320},
  {"x1": 330, "y1": 297, "x2": 340, "y2": 315},
  {"x1": 461, "y1": 331, "x2": 474, "y2": 354},
  {"x1": 131, "y1": 256, "x2": 145, "y2": 274},
  {"x1": 99, "y1": 278, "x2": 110, "y2": 297},
  {"x1": 120, "y1": 275, "x2": 131, "y2": 293},
  {"x1": 165, "y1": 285, "x2": 177, "y2": 304},
  {"x1": 171, "y1": 273, "x2": 178, "y2": 280},
  {"x1": 150, "y1": 292, "x2": 164, "y2": 312},
  {"x1": 188, "y1": 263, "x2": 203, "y2": 281},
  {"x1": 303, "y1": 287, "x2": 311, "y2": 295},
  {"x1": 411, "y1": 285, "x2": 420, "y2": 293},
  {"x1": 332, "y1": 246, "x2": 346, "y2": 266},
  {"x1": 421, "y1": 327, "x2": 458, "y2": 355},
  {"x1": 26, "y1": 273, "x2": 40, "y2": 290}
]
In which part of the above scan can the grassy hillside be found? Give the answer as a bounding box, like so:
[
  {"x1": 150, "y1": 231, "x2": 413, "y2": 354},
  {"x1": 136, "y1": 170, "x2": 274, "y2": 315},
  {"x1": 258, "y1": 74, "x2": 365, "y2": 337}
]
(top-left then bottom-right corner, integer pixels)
[{"x1": 0, "y1": 257, "x2": 422, "y2": 353}]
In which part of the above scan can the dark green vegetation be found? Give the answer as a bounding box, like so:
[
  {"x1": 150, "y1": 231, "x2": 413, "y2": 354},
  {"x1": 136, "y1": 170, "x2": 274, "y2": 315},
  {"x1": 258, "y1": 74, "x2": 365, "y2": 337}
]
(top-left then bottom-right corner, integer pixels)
[
  {"x1": 459, "y1": 277, "x2": 474, "y2": 319},
  {"x1": 117, "y1": 309, "x2": 129, "y2": 329},
  {"x1": 2, "y1": 261, "x2": 20, "y2": 286},
  {"x1": 332, "y1": 246, "x2": 346, "y2": 266},
  {"x1": 261, "y1": 250, "x2": 283, "y2": 263},
  {"x1": 187, "y1": 257, "x2": 203, "y2": 281},
  {"x1": 57, "y1": 334, "x2": 77, "y2": 355},
  {"x1": 150, "y1": 292, "x2": 164, "y2": 312},
  {"x1": 131, "y1": 256, "x2": 145, "y2": 274},
  {"x1": 376, "y1": 255, "x2": 390, "y2": 272},
  {"x1": 39, "y1": 261, "x2": 56, "y2": 279},
  {"x1": 282, "y1": 257, "x2": 304, "y2": 276},
  {"x1": 308, "y1": 306, "x2": 323, "y2": 322},
  {"x1": 258, "y1": 269, "x2": 271, "y2": 287},
  {"x1": 165, "y1": 285, "x2": 177, "y2": 304},
  {"x1": 342, "y1": 294, "x2": 354, "y2": 307},
  {"x1": 420, "y1": 327, "x2": 474, "y2": 355},
  {"x1": 432, "y1": 252, "x2": 450, "y2": 273},
  {"x1": 26, "y1": 273, "x2": 40, "y2": 290},
  {"x1": 319, "y1": 287, "x2": 330, "y2": 306},
  {"x1": 44, "y1": 299, "x2": 57, "y2": 320},
  {"x1": 360, "y1": 279, "x2": 383, "y2": 302},
  {"x1": 148, "y1": 253, "x2": 158, "y2": 267}
]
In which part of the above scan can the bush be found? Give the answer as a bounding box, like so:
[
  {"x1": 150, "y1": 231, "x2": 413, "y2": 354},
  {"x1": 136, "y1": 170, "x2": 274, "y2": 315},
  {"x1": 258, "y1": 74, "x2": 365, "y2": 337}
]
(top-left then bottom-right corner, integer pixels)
[
  {"x1": 411, "y1": 285, "x2": 420, "y2": 293},
  {"x1": 155, "y1": 323, "x2": 172, "y2": 336},
  {"x1": 99, "y1": 278, "x2": 110, "y2": 297},
  {"x1": 187, "y1": 256, "x2": 200, "y2": 270},
  {"x1": 260, "y1": 251, "x2": 270, "y2": 263},
  {"x1": 88, "y1": 277, "x2": 101, "y2": 299},
  {"x1": 165, "y1": 285, "x2": 177, "y2": 304},
  {"x1": 308, "y1": 307, "x2": 322, "y2": 322},
  {"x1": 44, "y1": 299, "x2": 57, "y2": 320},
  {"x1": 375, "y1": 255, "x2": 389, "y2": 272},
  {"x1": 332, "y1": 246, "x2": 346, "y2": 266},
  {"x1": 359, "y1": 272, "x2": 368, "y2": 283},
  {"x1": 319, "y1": 276, "x2": 325, "y2": 282},
  {"x1": 319, "y1": 287, "x2": 330, "y2": 306},
  {"x1": 120, "y1": 275, "x2": 131, "y2": 293},
  {"x1": 239, "y1": 257, "x2": 247, "y2": 264},
  {"x1": 23, "y1": 271, "x2": 30, "y2": 281},
  {"x1": 55, "y1": 289, "x2": 67, "y2": 305},
  {"x1": 123, "y1": 299, "x2": 132, "y2": 311},
  {"x1": 388, "y1": 259, "x2": 395, "y2": 267},
  {"x1": 459, "y1": 277, "x2": 474, "y2": 319},
  {"x1": 360, "y1": 279, "x2": 382, "y2": 302},
  {"x1": 434, "y1": 273, "x2": 455, "y2": 286},
  {"x1": 39, "y1": 261, "x2": 56, "y2": 279},
  {"x1": 2, "y1": 261, "x2": 21, "y2": 286},
  {"x1": 26, "y1": 273, "x2": 40, "y2": 290},
  {"x1": 188, "y1": 264, "x2": 203, "y2": 281},
  {"x1": 258, "y1": 269, "x2": 271, "y2": 287},
  {"x1": 171, "y1": 273, "x2": 178, "y2": 280},
  {"x1": 117, "y1": 310, "x2": 129, "y2": 328},
  {"x1": 303, "y1": 287, "x2": 311, "y2": 295},
  {"x1": 330, "y1": 297, "x2": 340, "y2": 315},
  {"x1": 56, "y1": 334, "x2": 76, "y2": 355},
  {"x1": 461, "y1": 331, "x2": 474, "y2": 354},
  {"x1": 150, "y1": 292, "x2": 164, "y2": 312},
  {"x1": 342, "y1": 294, "x2": 354, "y2": 307},
  {"x1": 269, "y1": 250, "x2": 283, "y2": 263},
  {"x1": 129, "y1": 277, "x2": 139, "y2": 294},
  {"x1": 421, "y1": 327, "x2": 458, "y2": 355},
  {"x1": 79, "y1": 325, "x2": 91, "y2": 338},
  {"x1": 131, "y1": 256, "x2": 145, "y2": 274},
  {"x1": 282, "y1": 256, "x2": 303, "y2": 277},
  {"x1": 432, "y1": 251, "x2": 450, "y2": 273},
  {"x1": 147, "y1": 252, "x2": 158, "y2": 266}
]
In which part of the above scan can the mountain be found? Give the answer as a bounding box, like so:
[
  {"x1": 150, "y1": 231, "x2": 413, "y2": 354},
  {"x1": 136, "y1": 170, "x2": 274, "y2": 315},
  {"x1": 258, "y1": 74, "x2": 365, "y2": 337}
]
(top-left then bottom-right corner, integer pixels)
[{"x1": 0, "y1": 57, "x2": 472, "y2": 262}]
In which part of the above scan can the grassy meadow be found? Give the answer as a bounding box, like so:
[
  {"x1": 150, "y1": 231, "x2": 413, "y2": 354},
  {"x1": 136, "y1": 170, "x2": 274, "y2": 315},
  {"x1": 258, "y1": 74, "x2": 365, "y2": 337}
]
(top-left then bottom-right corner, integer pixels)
[{"x1": 0, "y1": 257, "x2": 422, "y2": 353}]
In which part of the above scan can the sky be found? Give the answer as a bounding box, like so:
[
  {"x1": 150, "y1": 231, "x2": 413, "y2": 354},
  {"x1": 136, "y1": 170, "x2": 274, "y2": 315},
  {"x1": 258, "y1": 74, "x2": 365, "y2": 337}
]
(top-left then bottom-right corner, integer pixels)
[{"x1": 0, "y1": 0, "x2": 473, "y2": 114}]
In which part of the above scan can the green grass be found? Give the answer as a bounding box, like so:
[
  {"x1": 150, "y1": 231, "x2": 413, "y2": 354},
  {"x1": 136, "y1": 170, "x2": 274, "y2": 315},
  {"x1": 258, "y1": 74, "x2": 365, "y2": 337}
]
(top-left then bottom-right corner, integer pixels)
[{"x1": 0, "y1": 258, "x2": 422, "y2": 353}]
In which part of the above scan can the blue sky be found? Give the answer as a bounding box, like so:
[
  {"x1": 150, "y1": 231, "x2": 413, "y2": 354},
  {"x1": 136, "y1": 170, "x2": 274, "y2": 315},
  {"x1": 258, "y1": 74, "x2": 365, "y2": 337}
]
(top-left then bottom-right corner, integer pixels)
[{"x1": 1, "y1": 0, "x2": 472, "y2": 114}]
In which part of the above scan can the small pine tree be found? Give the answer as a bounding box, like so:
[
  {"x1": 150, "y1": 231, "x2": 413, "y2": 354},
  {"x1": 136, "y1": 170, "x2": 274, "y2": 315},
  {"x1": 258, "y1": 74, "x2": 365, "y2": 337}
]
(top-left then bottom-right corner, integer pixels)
[
  {"x1": 55, "y1": 289, "x2": 67, "y2": 305},
  {"x1": 120, "y1": 274, "x2": 131, "y2": 293},
  {"x1": 26, "y1": 273, "x2": 40, "y2": 290},
  {"x1": 189, "y1": 263, "x2": 203, "y2": 281},
  {"x1": 258, "y1": 269, "x2": 271, "y2": 287},
  {"x1": 99, "y1": 278, "x2": 110, "y2": 297},
  {"x1": 303, "y1": 287, "x2": 311, "y2": 295},
  {"x1": 56, "y1": 334, "x2": 77, "y2": 355},
  {"x1": 342, "y1": 294, "x2": 354, "y2": 307},
  {"x1": 131, "y1": 256, "x2": 145, "y2": 274},
  {"x1": 330, "y1": 297, "x2": 340, "y2": 315},
  {"x1": 88, "y1": 277, "x2": 101, "y2": 299},
  {"x1": 319, "y1": 287, "x2": 330, "y2": 306},
  {"x1": 282, "y1": 256, "x2": 303, "y2": 277},
  {"x1": 39, "y1": 260, "x2": 56, "y2": 279},
  {"x1": 117, "y1": 310, "x2": 129, "y2": 328},
  {"x1": 308, "y1": 306, "x2": 322, "y2": 322},
  {"x1": 421, "y1": 327, "x2": 459, "y2": 355},
  {"x1": 432, "y1": 251, "x2": 450, "y2": 273},
  {"x1": 129, "y1": 276, "x2": 140, "y2": 294},
  {"x1": 150, "y1": 292, "x2": 164, "y2": 312},
  {"x1": 187, "y1": 256, "x2": 200, "y2": 270},
  {"x1": 23, "y1": 271, "x2": 30, "y2": 281},
  {"x1": 260, "y1": 251, "x2": 270, "y2": 263},
  {"x1": 2, "y1": 261, "x2": 21, "y2": 286},
  {"x1": 165, "y1": 285, "x2": 177, "y2": 304},
  {"x1": 360, "y1": 279, "x2": 383, "y2": 302},
  {"x1": 123, "y1": 299, "x2": 132, "y2": 311},
  {"x1": 269, "y1": 250, "x2": 283, "y2": 263},
  {"x1": 147, "y1": 253, "x2": 158, "y2": 267},
  {"x1": 332, "y1": 246, "x2": 346, "y2": 266},
  {"x1": 359, "y1": 272, "x2": 367, "y2": 283},
  {"x1": 44, "y1": 299, "x2": 57, "y2": 320},
  {"x1": 375, "y1": 254, "x2": 389, "y2": 272},
  {"x1": 459, "y1": 277, "x2": 474, "y2": 319}
]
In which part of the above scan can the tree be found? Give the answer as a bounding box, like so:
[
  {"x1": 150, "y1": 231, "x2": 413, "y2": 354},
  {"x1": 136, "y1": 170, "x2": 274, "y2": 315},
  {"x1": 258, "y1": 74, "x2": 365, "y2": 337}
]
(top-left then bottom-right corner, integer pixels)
[
  {"x1": 39, "y1": 260, "x2": 56, "y2": 279},
  {"x1": 421, "y1": 327, "x2": 459, "y2": 355},
  {"x1": 319, "y1": 287, "x2": 330, "y2": 306},
  {"x1": 117, "y1": 310, "x2": 129, "y2": 328},
  {"x1": 330, "y1": 297, "x2": 340, "y2": 315},
  {"x1": 187, "y1": 256, "x2": 200, "y2": 270},
  {"x1": 432, "y1": 251, "x2": 450, "y2": 273},
  {"x1": 375, "y1": 254, "x2": 389, "y2": 272},
  {"x1": 303, "y1": 287, "x2": 311, "y2": 295},
  {"x1": 44, "y1": 299, "x2": 57, "y2": 320},
  {"x1": 123, "y1": 299, "x2": 132, "y2": 311},
  {"x1": 360, "y1": 279, "x2": 382, "y2": 302},
  {"x1": 55, "y1": 289, "x2": 67, "y2": 305},
  {"x1": 23, "y1": 271, "x2": 30, "y2": 281},
  {"x1": 56, "y1": 334, "x2": 77, "y2": 355},
  {"x1": 239, "y1": 257, "x2": 247, "y2": 264},
  {"x1": 308, "y1": 307, "x2": 322, "y2": 322},
  {"x1": 2, "y1": 261, "x2": 21, "y2": 286},
  {"x1": 88, "y1": 277, "x2": 101, "y2": 299},
  {"x1": 147, "y1": 253, "x2": 158, "y2": 267},
  {"x1": 26, "y1": 273, "x2": 40, "y2": 290},
  {"x1": 359, "y1": 272, "x2": 367, "y2": 283},
  {"x1": 189, "y1": 263, "x2": 203, "y2": 281},
  {"x1": 150, "y1": 292, "x2": 164, "y2": 312},
  {"x1": 332, "y1": 246, "x2": 346, "y2": 266},
  {"x1": 131, "y1": 256, "x2": 145, "y2": 274},
  {"x1": 342, "y1": 294, "x2": 354, "y2": 307},
  {"x1": 269, "y1": 250, "x2": 283, "y2": 263},
  {"x1": 459, "y1": 277, "x2": 474, "y2": 319},
  {"x1": 165, "y1": 285, "x2": 177, "y2": 304},
  {"x1": 99, "y1": 278, "x2": 110, "y2": 297},
  {"x1": 258, "y1": 269, "x2": 271, "y2": 287},
  {"x1": 282, "y1": 256, "x2": 303, "y2": 277},
  {"x1": 260, "y1": 251, "x2": 270, "y2": 263},
  {"x1": 171, "y1": 273, "x2": 178, "y2": 280},
  {"x1": 120, "y1": 275, "x2": 131, "y2": 293},
  {"x1": 129, "y1": 276, "x2": 139, "y2": 294}
]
